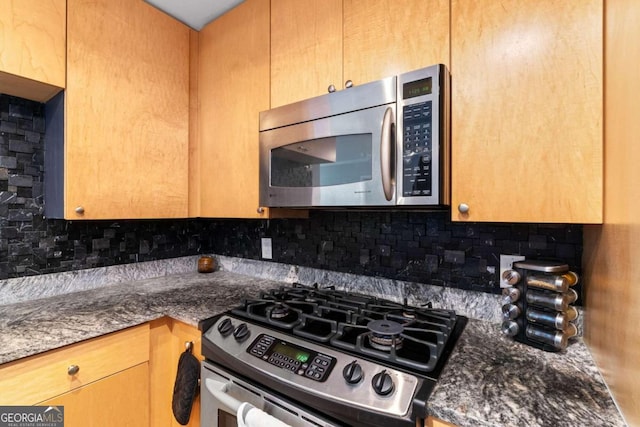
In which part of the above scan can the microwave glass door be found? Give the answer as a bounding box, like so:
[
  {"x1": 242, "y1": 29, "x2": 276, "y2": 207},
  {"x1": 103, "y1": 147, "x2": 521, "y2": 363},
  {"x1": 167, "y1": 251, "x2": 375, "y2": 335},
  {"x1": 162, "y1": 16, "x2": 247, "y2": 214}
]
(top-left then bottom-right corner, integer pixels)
[
  {"x1": 270, "y1": 134, "x2": 372, "y2": 188},
  {"x1": 260, "y1": 104, "x2": 395, "y2": 207}
]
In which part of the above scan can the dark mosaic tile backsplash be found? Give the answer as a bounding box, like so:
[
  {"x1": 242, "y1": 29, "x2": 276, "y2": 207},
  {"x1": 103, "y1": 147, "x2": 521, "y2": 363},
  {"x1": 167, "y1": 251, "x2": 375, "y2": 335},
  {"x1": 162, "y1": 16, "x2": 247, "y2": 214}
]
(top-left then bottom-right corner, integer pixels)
[{"x1": 0, "y1": 94, "x2": 583, "y2": 298}]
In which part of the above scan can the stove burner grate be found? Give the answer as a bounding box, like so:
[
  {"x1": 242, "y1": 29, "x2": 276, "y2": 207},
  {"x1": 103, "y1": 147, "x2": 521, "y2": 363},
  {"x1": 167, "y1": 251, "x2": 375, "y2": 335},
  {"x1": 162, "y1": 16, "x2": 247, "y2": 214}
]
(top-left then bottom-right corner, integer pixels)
[{"x1": 229, "y1": 284, "x2": 460, "y2": 373}]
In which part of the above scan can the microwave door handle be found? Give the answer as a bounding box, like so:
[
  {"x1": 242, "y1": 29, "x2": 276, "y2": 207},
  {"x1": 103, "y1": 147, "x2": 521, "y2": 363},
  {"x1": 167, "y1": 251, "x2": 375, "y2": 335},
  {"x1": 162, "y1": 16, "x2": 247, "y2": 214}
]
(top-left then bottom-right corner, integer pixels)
[{"x1": 380, "y1": 106, "x2": 395, "y2": 201}]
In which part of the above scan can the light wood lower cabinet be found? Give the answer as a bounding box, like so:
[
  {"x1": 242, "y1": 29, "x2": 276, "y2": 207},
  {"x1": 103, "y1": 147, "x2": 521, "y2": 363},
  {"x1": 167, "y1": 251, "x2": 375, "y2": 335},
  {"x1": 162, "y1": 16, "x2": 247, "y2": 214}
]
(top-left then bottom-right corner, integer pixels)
[
  {"x1": 424, "y1": 416, "x2": 458, "y2": 427},
  {"x1": 41, "y1": 363, "x2": 150, "y2": 427},
  {"x1": 150, "y1": 318, "x2": 202, "y2": 427},
  {"x1": 0, "y1": 325, "x2": 150, "y2": 425},
  {"x1": 0, "y1": 324, "x2": 149, "y2": 406}
]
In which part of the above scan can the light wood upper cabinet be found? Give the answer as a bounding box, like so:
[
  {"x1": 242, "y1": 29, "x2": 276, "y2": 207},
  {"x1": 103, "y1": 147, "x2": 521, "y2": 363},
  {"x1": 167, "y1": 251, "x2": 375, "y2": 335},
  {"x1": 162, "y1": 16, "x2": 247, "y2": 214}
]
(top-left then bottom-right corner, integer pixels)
[
  {"x1": 270, "y1": 0, "x2": 449, "y2": 108},
  {"x1": 343, "y1": 0, "x2": 450, "y2": 85},
  {"x1": 450, "y1": 0, "x2": 603, "y2": 223},
  {"x1": 197, "y1": 0, "x2": 271, "y2": 218},
  {"x1": 0, "y1": 0, "x2": 65, "y2": 102},
  {"x1": 270, "y1": 0, "x2": 342, "y2": 107},
  {"x1": 64, "y1": 0, "x2": 190, "y2": 219}
]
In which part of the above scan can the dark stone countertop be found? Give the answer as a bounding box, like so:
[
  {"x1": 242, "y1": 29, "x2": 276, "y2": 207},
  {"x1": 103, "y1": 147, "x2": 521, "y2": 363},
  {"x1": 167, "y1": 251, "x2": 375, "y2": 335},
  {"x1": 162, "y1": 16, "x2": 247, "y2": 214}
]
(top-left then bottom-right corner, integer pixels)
[
  {"x1": 428, "y1": 319, "x2": 626, "y2": 427},
  {"x1": 0, "y1": 270, "x2": 278, "y2": 365},
  {"x1": 0, "y1": 270, "x2": 627, "y2": 426}
]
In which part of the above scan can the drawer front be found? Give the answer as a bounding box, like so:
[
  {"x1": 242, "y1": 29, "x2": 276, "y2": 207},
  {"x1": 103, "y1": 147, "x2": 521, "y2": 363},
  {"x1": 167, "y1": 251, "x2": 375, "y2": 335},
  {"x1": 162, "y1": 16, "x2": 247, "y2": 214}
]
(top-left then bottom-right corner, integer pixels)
[
  {"x1": 0, "y1": 324, "x2": 150, "y2": 405},
  {"x1": 41, "y1": 363, "x2": 150, "y2": 427}
]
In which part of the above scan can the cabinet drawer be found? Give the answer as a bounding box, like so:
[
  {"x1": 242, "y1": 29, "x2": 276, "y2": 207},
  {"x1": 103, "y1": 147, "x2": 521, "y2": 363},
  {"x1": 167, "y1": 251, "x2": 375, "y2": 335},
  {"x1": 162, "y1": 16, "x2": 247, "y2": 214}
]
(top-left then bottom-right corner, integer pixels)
[
  {"x1": 0, "y1": 324, "x2": 150, "y2": 405},
  {"x1": 42, "y1": 363, "x2": 150, "y2": 427}
]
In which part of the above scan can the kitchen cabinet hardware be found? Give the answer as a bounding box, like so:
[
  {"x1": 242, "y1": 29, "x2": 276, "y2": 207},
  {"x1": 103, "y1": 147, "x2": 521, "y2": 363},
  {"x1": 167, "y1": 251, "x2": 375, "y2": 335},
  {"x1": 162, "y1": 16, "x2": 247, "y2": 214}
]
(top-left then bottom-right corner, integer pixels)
[
  {"x1": 74, "y1": 206, "x2": 85, "y2": 215},
  {"x1": 328, "y1": 84, "x2": 337, "y2": 93},
  {"x1": 344, "y1": 79, "x2": 353, "y2": 88},
  {"x1": 457, "y1": 203, "x2": 469, "y2": 214},
  {"x1": 67, "y1": 364, "x2": 80, "y2": 376},
  {"x1": 256, "y1": 207, "x2": 265, "y2": 214}
]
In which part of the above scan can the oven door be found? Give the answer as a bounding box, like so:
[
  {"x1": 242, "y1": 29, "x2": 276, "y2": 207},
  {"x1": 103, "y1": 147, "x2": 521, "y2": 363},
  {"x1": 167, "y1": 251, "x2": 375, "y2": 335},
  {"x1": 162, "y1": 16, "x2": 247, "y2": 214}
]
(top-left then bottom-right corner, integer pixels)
[
  {"x1": 259, "y1": 104, "x2": 396, "y2": 208},
  {"x1": 202, "y1": 361, "x2": 342, "y2": 427}
]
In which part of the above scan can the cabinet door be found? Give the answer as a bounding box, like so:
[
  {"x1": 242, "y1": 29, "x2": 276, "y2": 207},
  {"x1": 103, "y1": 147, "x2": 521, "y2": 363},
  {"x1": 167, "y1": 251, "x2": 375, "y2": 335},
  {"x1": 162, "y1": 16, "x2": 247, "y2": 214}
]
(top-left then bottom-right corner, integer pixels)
[
  {"x1": 271, "y1": 0, "x2": 343, "y2": 107},
  {"x1": 150, "y1": 318, "x2": 202, "y2": 427},
  {"x1": 66, "y1": 0, "x2": 189, "y2": 219},
  {"x1": 197, "y1": 0, "x2": 270, "y2": 218},
  {"x1": 42, "y1": 363, "x2": 149, "y2": 427},
  {"x1": 451, "y1": 0, "x2": 602, "y2": 223},
  {"x1": 343, "y1": 0, "x2": 449, "y2": 84},
  {"x1": 0, "y1": 0, "x2": 65, "y2": 101}
]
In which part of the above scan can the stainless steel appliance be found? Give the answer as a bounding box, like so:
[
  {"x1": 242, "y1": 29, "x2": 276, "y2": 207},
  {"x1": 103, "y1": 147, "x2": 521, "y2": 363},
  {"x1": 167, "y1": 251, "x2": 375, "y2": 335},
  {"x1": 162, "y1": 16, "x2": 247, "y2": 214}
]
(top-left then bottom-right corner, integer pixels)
[
  {"x1": 259, "y1": 64, "x2": 450, "y2": 208},
  {"x1": 200, "y1": 284, "x2": 467, "y2": 426}
]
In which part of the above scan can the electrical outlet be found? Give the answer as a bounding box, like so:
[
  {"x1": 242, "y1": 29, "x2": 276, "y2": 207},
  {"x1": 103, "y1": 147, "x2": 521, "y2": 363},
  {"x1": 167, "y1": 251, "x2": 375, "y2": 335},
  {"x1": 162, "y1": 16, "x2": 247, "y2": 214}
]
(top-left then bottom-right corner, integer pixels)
[
  {"x1": 499, "y1": 254, "x2": 525, "y2": 288},
  {"x1": 261, "y1": 238, "x2": 273, "y2": 260}
]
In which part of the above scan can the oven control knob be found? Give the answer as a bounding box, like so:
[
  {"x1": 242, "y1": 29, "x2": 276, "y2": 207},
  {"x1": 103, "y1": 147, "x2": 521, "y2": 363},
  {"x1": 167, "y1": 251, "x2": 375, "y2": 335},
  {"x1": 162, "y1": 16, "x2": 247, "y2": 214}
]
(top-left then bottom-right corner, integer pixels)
[
  {"x1": 217, "y1": 318, "x2": 234, "y2": 337},
  {"x1": 342, "y1": 360, "x2": 363, "y2": 384},
  {"x1": 233, "y1": 323, "x2": 250, "y2": 342},
  {"x1": 371, "y1": 370, "x2": 394, "y2": 396}
]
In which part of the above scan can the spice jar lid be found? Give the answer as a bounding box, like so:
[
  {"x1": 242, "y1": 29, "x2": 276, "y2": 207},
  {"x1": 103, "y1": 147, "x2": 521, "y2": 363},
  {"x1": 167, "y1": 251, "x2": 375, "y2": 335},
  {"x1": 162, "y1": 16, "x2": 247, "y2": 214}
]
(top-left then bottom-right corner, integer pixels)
[{"x1": 513, "y1": 260, "x2": 569, "y2": 273}]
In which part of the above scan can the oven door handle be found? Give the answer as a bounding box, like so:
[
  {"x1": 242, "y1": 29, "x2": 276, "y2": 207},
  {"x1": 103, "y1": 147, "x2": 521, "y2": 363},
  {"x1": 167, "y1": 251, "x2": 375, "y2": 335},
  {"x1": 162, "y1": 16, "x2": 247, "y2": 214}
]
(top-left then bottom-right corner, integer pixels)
[
  {"x1": 205, "y1": 378, "x2": 293, "y2": 427},
  {"x1": 205, "y1": 378, "x2": 243, "y2": 413}
]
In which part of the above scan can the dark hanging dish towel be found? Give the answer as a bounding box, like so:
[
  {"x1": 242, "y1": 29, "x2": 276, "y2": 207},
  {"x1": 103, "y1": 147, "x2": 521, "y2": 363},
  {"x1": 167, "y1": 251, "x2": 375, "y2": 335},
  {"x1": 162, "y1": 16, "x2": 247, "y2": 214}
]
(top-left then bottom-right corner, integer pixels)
[{"x1": 172, "y1": 342, "x2": 201, "y2": 425}]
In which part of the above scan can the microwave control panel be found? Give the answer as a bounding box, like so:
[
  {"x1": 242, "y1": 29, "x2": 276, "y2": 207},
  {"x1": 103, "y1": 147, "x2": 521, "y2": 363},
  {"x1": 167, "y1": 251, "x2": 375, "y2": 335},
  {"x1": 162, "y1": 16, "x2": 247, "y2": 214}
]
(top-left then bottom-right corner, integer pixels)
[
  {"x1": 402, "y1": 101, "x2": 433, "y2": 197},
  {"x1": 396, "y1": 63, "x2": 447, "y2": 206}
]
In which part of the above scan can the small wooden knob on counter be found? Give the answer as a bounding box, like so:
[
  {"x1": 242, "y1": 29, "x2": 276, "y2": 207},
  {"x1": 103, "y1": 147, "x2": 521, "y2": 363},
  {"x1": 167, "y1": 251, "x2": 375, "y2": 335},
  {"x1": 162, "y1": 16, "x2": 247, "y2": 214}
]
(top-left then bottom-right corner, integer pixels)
[{"x1": 197, "y1": 256, "x2": 215, "y2": 273}]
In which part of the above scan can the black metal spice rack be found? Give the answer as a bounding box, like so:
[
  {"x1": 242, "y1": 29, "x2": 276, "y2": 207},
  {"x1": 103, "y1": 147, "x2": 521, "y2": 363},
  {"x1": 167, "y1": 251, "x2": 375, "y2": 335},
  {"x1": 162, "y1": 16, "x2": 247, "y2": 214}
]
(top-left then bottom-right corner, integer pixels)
[{"x1": 501, "y1": 260, "x2": 579, "y2": 352}]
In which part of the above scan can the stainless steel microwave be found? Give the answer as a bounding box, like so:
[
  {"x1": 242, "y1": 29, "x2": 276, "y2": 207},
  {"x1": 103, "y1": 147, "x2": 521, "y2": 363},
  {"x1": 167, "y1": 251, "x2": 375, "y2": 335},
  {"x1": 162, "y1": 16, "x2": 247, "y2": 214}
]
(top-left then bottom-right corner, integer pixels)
[{"x1": 259, "y1": 64, "x2": 450, "y2": 208}]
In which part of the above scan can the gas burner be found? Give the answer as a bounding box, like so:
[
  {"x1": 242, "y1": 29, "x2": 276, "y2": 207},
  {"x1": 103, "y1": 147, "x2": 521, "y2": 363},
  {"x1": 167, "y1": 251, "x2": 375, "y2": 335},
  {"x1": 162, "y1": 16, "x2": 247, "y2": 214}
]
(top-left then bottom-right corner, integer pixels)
[
  {"x1": 367, "y1": 319, "x2": 404, "y2": 351},
  {"x1": 270, "y1": 303, "x2": 290, "y2": 319},
  {"x1": 401, "y1": 309, "x2": 416, "y2": 319}
]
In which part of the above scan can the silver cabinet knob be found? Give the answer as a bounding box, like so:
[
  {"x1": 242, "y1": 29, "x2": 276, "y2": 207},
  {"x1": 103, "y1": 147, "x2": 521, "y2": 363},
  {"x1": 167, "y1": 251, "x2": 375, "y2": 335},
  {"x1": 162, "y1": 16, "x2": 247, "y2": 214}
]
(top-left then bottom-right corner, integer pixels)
[
  {"x1": 328, "y1": 84, "x2": 336, "y2": 93},
  {"x1": 67, "y1": 364, "x2": 80, "y2": 375},
  {"x1": 75, "y1": 206, "x2": 85, "y2": 215},
  {"x1": 256, "y1": 207, "x2": 265, "y2": 214},
  {"x1": 457, "y1": 203, "x2": 469, "y2": 214},
  {"x1": 344, "y1": 79, "x2": 353, "y2": 89}
]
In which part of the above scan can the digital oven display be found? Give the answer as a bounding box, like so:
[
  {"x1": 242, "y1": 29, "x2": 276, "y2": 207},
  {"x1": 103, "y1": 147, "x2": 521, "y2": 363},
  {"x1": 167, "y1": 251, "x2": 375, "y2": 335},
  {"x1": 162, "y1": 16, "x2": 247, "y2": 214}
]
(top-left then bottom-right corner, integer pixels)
[
  {"x1": 273, "y1": 342, "x2": 310, "y2": 363},
  {"x1": 403, "y1": 77, "x2": 432, "y2": 99}
]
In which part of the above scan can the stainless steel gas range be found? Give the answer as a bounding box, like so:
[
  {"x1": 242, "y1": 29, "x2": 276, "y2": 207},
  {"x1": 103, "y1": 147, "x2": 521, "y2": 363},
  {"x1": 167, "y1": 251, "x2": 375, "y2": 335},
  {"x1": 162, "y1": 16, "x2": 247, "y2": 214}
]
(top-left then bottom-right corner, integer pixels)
[{"x1": 200, "y1": 284, "x2": 467, "y2": 427}]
